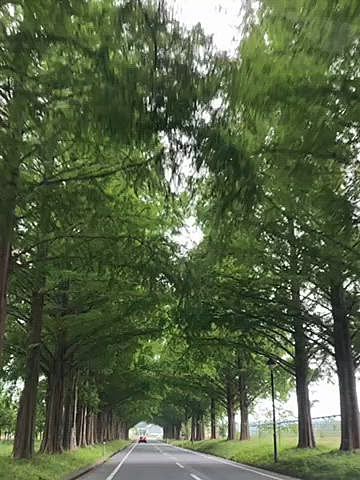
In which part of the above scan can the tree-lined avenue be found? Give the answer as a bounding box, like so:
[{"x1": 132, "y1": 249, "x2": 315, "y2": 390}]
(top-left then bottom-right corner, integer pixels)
[{"x1": 0, "y1": 2, "x2": 359, "y2": 479}]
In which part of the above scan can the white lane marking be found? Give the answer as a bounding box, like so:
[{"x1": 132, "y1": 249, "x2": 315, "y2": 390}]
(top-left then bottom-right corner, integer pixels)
[
  {"x1": 163, "y1": 452, "x2": 178, "y2": 462},
  {"x1": 105, "y1": 442, "x2": 137, "y2": 480},
  {"x1": 190, "y1": 475, "x2": 203, "y2": 480},
  {"x1": 168, "y1": 445, "x2": 296, "y2": 480},
  {"x1": 176, "y1": 462, "x2": 184, "y2": 468}
]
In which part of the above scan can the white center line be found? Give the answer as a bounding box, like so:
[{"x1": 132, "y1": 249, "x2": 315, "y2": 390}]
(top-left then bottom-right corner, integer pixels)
[
  {"x1": 190, "y1": 474, "x2": 203, "y2": 480},
  {"x1": 176, "y1": 462, "x2": 184, "y2": 468},
  {"x1": 105, "y1": 442, "x2": 137, "y2": 480}
]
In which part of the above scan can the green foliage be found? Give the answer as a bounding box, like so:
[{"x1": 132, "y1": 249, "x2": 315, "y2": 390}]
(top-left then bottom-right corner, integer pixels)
[
  {"x1": 0, "y1": 386, "x2": 16, "y2": 437},
  {"x1": 1, "y1": 0, "x2": 359, "y2": 465}
]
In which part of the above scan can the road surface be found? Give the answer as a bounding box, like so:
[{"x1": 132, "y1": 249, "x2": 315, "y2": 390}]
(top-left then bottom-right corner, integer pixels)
[{"x1": 80, "y1": 441, "x2": 298, "y2": 480}]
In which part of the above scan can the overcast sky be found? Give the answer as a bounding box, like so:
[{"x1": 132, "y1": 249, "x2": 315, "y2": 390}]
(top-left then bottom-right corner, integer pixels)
[{"x1": 172, "y1": 0, "x2": 241, "y2": 52}]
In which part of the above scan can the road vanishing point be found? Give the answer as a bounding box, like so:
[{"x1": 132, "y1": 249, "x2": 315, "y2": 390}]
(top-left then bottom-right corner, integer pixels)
[{"x1": 81, "y1": 441, "x2": 299, "y2": 480}]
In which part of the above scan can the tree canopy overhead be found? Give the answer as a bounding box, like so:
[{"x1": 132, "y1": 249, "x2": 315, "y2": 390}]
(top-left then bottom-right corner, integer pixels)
[{"x1": 0, "y1": 0, "x2": 359, "y2": 462}]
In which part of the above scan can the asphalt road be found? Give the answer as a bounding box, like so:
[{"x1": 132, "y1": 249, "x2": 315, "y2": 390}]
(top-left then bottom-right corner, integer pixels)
[{"x1": 80, "y1": 441, "x2": 299, "y2": 480}]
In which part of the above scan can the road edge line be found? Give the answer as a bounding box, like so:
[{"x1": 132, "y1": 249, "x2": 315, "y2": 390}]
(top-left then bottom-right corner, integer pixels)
[
  {"x1": 64, "y1": 443, "x2": 133, "y2": 480},
  {"x1": 105, "y1": 441, "x2": 138, "y2": 480},
  {"x1": 167, "y1": 444, "x2": 299, "y2": 480}
]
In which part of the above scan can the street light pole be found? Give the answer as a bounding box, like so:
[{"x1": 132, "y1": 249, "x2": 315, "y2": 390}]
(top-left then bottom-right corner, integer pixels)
[{"x1": 268, "y1": 359, "x2": 278, "y2": 463}]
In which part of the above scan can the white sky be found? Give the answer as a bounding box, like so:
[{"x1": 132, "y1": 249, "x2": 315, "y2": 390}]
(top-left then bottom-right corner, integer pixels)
[
  {"x1": 170, "y1": 0, "x2": 360, "y2": 422},
  {"x1": 172, "y1": 0, "x2": 241, "y2": 53}
]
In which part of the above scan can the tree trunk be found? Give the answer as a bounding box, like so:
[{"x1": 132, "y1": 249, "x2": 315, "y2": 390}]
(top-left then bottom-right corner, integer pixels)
[
  {"x1": 0, "y1": 68, "x2": 29, "y2": 363},
  {"x1": 0, "y1": 115, "x2": 24, "y2": 364},
  {"x1": 195, "y1": 415, "x2": 202, "y2": 441},
  {"x1": 201, "y1": 418, "x2": 205, "y2": 440},
  {"x1": 13, "y1": 291, "x2": 44, "y2": 458},
  {"x1": 76, "y1": 405, "x2": 83, "y2": 446},
  {"x1": 40, "y1": 348, "x2": 66, "y2": 453},
  {"x1": 294, "y1": 319, "x2": 316, "y2": 448},
  {"x1": 13, "y1": 184, "x2": 51, "y2": 456},
  {"x1": 97, "y1": 412, "x2": 105, "y2": 443},
  {"x1": 79, "y1": 406, "x2": 88, "y2": 447},
  {"x1": 63, "y1": 370, "x2": 78, "y2": 451},
  {"x1": 239, "y1": 374, "x2": 250, "y2": 441},
  {"x1": 0, "y1": 241, "x2": 11, "y2": 363},
  {"x1": 86, "y1": 411, "x2": 93, "y2": 445},
  {"x1": 289, "y1": 220, "x2": 316, "y2": 448},
  {"x1": 210, "y1": 398, "x2": 216, "y2": 439},
  {"x1": 190, "y1": 416, "x2": 196, "y2": 441},
  {"x1": 119, "y1": 421, "x2": 125, "y2": 440},
  {"x1": 331, "y1": 280, "x2": 360, "y2": 451},
  {"x1": 239, "y1": 402, "x2": 250, "y2": 441},
  {"x1": 105, "y1": 410, "x2": 111, "y2": 441},
  {"x1": 226, "y1": 383, "x2": 236, "y2": 440},
  {"x1": 175, "y1": 422, "x2": 181, "y2": 440}
]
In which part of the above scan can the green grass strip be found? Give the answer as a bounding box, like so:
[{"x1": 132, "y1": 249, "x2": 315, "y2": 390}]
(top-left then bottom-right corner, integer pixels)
[
  {"x1": 171, "y1": 437, "x2": 360, "y2": 480},
  {"x1": 0, "y1": 440, "x2": 130, "y2": 480}
]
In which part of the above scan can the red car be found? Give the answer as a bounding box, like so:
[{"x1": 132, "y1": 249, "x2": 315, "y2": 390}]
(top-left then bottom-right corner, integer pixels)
[{"x1": 138, "y1": 435, "x2": 147, "y2": 443}]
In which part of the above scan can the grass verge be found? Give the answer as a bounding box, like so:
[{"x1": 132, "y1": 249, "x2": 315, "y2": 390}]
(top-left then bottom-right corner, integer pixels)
[
  {"x1": 0, "y1": 439, "x2": 130, "y2": 480},
  {"x1": 171, "y1": 437, "x2": 360, "y2": 480}
]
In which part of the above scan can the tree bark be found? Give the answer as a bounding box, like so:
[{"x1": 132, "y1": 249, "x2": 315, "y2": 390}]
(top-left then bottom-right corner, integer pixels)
[
  {"x1": 63, "y1": 370, "x2": 78, "y2": 451},
  {"x1": 195, "y1": 415, "x2": 203, "y2": 441},
  {"x1": 190, "y1": 416, "x2": 196, "y2": 441},
  {"x1": 40, "y1": 344, "x2": 66, "y2": 454},
  {"x1": 13, "y1": 291, "x2": 44, "y2": 458},
  {"x1": 0, "y1": 241, "x2": 11, "y2": 363},
  {"x1": 226, "y1": 383, "x2": 236, "y2": 440},
  {"x1": 86, "y1": 411, "x2": 94, "y2": 445},
  {"x1": 105, "y1": 410, "x2": 111, "y2": 442},
  {"x1": 77, "y1": 405, "x2": 88, "y2": 447},
  {"x1": 13, "y1": 163, "x2": 52, "y2": 457},
  {"x1": 289, "y1": 219, "x2": 316, "y2": 448},
  {"x1": 124, "y1": 422, "x2": 129, "y2": 441},
  {"x1": 175, "y1": 422, "x2": 181, "y2": 440},
  {"x1": 97, "y1": 412, "x2": 105, "y2": 443},
  {"x1": 0, "y1": 109, "x2": 24, "y2": 364},
  {"x1": 210, "y1": 398, "x2": 216, "y2": 439},
  {"x1": 0, "y1": 66, "x2": 29, "y2": 363},
  {"x1": 331, "y1": 280, "x2": 360, "y2": 451},
  {"x1": 294, "y1": 319, "x2": 316, "y2": 448},
  {"x1": 239, "y1": 374, "x2": 250, "y2": 441},
  {"x1": 77, "y1": 405, "x2": 86, "y2": 446}
]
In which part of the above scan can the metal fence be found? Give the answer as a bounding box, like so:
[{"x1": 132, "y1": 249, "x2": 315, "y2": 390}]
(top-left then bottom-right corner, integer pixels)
[{"x1": 250, "y1": 415, "x2": 341, "y2": 441}]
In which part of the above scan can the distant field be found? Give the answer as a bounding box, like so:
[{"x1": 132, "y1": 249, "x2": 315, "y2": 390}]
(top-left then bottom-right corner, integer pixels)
[
  {"x1": 172, "y1": 437, "x2": 360, "y2": 480},
  {"x1": 0, "y1": 440, "x2": 130, "y2": 480}
]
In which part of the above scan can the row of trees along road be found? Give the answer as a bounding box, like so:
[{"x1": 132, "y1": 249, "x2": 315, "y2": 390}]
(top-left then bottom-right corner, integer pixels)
[
  {"x1": 187, "y1": 0, "x2": 359, "y2": 452},
  {"x1": 0, "y1": 0, "x2": 219, "y2": 459},
  {"x1": 0, "y1": 0, "x2": 359, "y2": 462}
]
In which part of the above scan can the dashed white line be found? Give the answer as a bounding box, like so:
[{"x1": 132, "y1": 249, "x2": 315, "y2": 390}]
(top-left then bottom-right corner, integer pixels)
[
  {"x1": 190, "y1": 474, "x2": 203, "y2": 480},
  {"x1": 167, "y1": 444, "x2": 296, "y2": 480},
  {"x1": 105, "y1": 442, "x2": 137, "y2": 480},
  {"x1": 176, "y1": 462, "x2": 184, "y2": 468}
]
